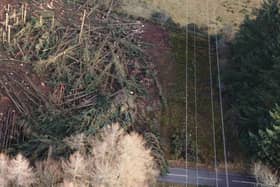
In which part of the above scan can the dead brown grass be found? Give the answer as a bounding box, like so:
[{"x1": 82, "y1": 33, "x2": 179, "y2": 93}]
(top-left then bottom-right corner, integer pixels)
[
  {"x1": 189, "y1": 0, "x2": 262, "y2": 34},
  {"x1": 121, "y1": 0, "x2": 261, "y2": 34},
  {"x1": 121, "y1": 0, "x2": 186, "y2": 25}
]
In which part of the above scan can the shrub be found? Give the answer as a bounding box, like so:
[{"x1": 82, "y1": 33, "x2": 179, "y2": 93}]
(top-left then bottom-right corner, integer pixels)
[{"x1": 254, "y1": 162, "x2": 280, "y2": 187}]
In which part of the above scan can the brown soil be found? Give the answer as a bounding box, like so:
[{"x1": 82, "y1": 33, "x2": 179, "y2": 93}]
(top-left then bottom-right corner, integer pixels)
[
  {"x1": 141, "y1": 23, "x2": 174, "y2": 100},
  {"x1": 0, "y1": 62, "x2": 51, "y2": 113},
  {"x1": 0, "y1": 61, "x2": 52, "y2": 148},
  {"x1": 141, "y1": 22, "x2": 177, "y2": 156},
  {"x1": 0, "y1": 96, "x2": 13, "y2": 114},
  {"x1": 0, "y1": 0, "x2": 51, "y2": 114},
  {"x1": 0, "y1": 0, "x2": 19, "y2": 20}
]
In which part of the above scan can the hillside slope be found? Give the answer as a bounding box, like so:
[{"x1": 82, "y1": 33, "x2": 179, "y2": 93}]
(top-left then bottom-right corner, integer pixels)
[{"x1": 121, "y1": 0, "x2": 261, "y2": 34}]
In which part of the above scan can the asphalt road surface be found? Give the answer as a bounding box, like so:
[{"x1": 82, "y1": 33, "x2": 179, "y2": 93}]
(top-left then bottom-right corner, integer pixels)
[{"x1": 158, "y1": 168, "x2": 264, "y2": 187}]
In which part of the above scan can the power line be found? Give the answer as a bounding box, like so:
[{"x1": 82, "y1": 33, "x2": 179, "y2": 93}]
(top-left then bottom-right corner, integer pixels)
[
  {"x1": 186, "y1": 0, "x2": 189, "y2": 185},
  {"x1": 206, "y1": 1, "x2": 218, "y2": 186},
  {"x1": 193, "y1": 22, "x2": 199, "y2": 187},
  {"x1": 213, "y1": 6, "x2": 230, "y2": 187}
]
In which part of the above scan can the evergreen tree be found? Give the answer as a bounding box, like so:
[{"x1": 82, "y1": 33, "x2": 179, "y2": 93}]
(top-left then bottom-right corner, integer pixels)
[
  {"x1": 224, "y1": 0, "x2": 280, "y2": 154},
  {"x1": 251, "y1": 105, "x2": 280, "y2": 168}
]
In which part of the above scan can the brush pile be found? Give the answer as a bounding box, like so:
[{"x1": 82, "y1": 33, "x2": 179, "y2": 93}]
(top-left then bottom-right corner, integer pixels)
[{"x1": 0, "y1": 0, "x2": 166, "y2": 171}]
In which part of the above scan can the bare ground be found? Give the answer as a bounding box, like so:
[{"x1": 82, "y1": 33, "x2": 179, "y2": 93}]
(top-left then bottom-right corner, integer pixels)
[{"x1": 142, "y1": 23, "x2": 174, "y2": 154}]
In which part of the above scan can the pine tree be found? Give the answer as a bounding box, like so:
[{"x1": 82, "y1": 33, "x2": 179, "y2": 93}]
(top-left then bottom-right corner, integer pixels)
[
  {"x1": 224, "y1": 0, "x2": 280, "y2": 157},
  {"x1": 251, "y1": 105, "x2": 280, "y2": 168}
]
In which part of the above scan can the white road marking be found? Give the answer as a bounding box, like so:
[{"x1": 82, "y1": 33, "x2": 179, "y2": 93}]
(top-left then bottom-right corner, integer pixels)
[
  {"x1": 167, "y1": 174, "x2": 187, "y2": 177},
  {"x1": 232, "y1": 180, "x2": 257, "y2": 185},
  {"x1": 167, "y1": 173, "x2": 222, "y2": 181},
  {"x1": 232, "y1": 179, "x2": 272, "y2": 186},
  {"x1": 162, "y1": 168, "x2": 260, "y2": 185},
  {"x1": 198, "y1": 176, "x2": 222, "y2": 181}
]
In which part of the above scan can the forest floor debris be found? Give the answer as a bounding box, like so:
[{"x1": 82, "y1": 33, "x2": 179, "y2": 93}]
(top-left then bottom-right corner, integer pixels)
[{"x1": 0, "y1": 1, "x2": 167, "y2": 173}]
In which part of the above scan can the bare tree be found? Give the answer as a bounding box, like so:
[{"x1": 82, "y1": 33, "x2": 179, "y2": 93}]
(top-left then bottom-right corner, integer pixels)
[
  {"x1": 7, "y1": 154, "x2": 36, "y2": 187},
  {"x1": 0, "y1": 153, "x2": 9, "y2": 187},
  {"x1": 36, "y1": 159, "x2": 63, "y2": 187},
  {"x1": 0, "y1": 124, "x2": 159, "y2": 187},
  {"x1": 63, "y1": 123, "x2": 159, "y2": 187},
  {"x1": 62, "y1": 152, "x2": 90, "y2": 187}
]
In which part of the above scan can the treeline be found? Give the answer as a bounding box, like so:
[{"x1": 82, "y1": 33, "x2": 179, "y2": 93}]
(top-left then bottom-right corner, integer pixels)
[{"x1": 224, "y1": 0, "x2": 280, "y2": 169}]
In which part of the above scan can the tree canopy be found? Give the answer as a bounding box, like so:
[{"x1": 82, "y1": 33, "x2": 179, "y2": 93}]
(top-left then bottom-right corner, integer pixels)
[
  {"x1": 224, "y1": 0, "x2": 280, "y2": 167},
  {"x1": 251, "y1": 105, "x2": 280, "y2": 169}
]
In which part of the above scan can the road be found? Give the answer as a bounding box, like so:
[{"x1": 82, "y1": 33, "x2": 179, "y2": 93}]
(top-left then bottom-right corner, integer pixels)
[{"x1": 158, "y1": 168, "x2": 262, "y2": 187}]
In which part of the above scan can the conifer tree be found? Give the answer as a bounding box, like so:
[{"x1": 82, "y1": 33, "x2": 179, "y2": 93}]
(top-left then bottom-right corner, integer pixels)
[
  {"x1": 251, "y1": 105, "x2": 280, "y2": 167},
  {"x1": 224, "y1": 0, "x2": 280, "y2": 160},
  {"x1": 223, "y1": 0, "x2": 280, "y2": 166}
]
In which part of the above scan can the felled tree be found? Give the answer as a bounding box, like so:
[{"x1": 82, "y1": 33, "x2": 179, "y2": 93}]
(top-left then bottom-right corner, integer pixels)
[{"x1": 224, "y1": 0, "x2": 280, "y2": 154}]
